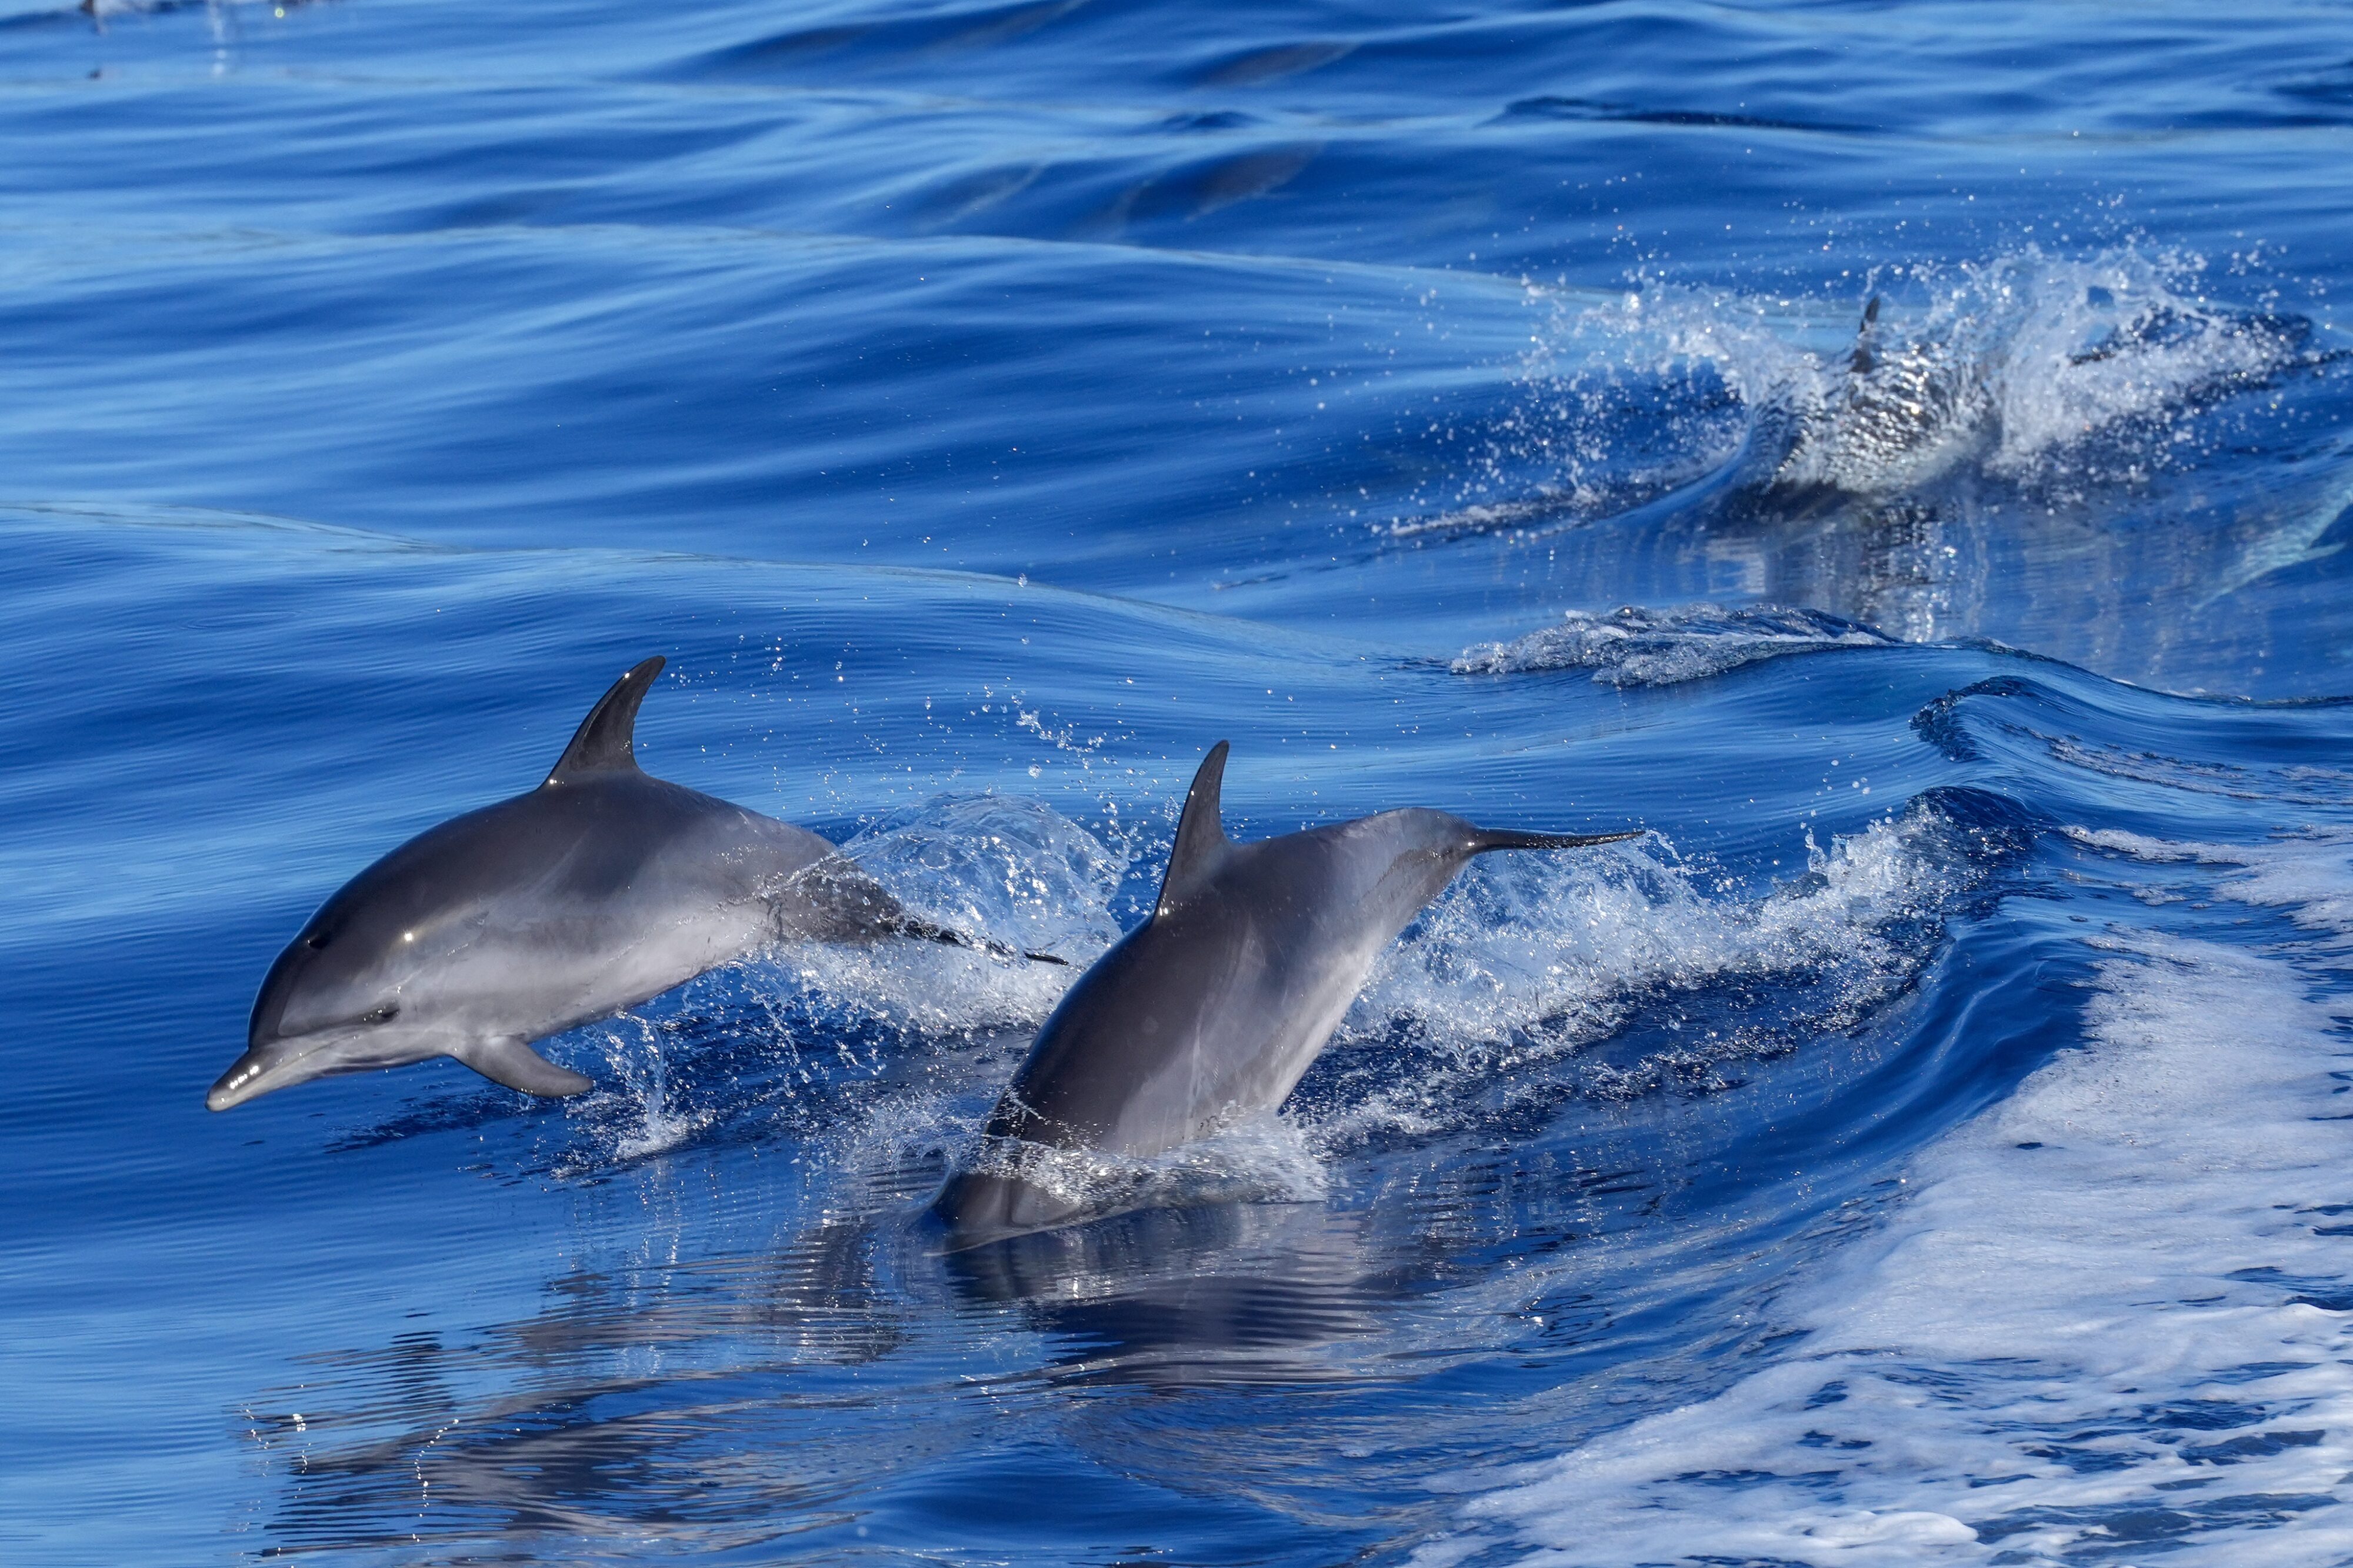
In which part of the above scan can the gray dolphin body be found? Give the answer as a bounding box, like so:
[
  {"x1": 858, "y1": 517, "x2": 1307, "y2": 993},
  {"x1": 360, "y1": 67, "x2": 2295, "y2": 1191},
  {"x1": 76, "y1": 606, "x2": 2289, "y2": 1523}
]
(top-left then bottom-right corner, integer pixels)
[
  {"x1": 934, "y1": 742, "x2": 1639, "y2": 1240},
  {"x1": 211, "y1": 657, "x2": 941, "y2": 1111}
]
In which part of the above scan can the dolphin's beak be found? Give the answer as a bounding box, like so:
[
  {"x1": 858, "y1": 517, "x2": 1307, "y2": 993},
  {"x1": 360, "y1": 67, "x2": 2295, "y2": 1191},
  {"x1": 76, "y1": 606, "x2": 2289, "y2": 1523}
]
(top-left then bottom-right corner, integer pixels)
[
  {"x1": 206, "y1": 1047, "x2": 278, "y2": 1110},
  {"x1": 206, "y1": 1037, "x2": 336, "y2": 1111}
]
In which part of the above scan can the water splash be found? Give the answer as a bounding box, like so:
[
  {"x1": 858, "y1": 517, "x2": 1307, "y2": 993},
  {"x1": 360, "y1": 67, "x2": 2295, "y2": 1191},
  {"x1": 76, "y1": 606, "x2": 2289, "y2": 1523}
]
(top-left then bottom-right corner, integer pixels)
[
  {"x1": 1411, "y1": 246, "x2": 2327, "y2": 536},
  {"x1": 841, "y1": 792, "x2": 1132, "y2": 968},
  {"x1": 1303, "y1": 789, "x2": 2027, "y2": 1145},
  {"x1": 946, "y1": 1115, "x2": 1331, "y2": 1223}
]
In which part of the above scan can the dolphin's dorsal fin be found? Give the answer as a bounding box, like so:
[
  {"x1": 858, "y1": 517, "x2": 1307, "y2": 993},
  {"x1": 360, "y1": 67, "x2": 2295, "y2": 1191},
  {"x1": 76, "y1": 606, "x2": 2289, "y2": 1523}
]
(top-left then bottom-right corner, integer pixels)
[
  {"x1": 1848, "y1": 294, "x2": 1882, "y2": 375},
  {"x1": 546, "y1": 656, "x2": 665, "y2": 785},
  {"x1": 1154, "y1": 741, "x2": 1232, "y2": 918}
]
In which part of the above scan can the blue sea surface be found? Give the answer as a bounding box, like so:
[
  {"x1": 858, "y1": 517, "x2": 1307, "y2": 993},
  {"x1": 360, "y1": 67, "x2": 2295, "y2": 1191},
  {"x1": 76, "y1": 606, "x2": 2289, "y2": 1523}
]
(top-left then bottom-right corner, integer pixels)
[{"x1": 7, "y1": 0, "x2": 2353, "y2": 1562}]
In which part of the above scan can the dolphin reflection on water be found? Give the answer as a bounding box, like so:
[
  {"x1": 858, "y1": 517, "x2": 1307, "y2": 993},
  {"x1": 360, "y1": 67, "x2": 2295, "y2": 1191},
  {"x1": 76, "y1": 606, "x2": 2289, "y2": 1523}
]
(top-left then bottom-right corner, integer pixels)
[
  {"x1": 934, "y1": 741, "x2": 1641, "y2": 1242},
  {"x1": 209, "y1": 656, "x2": 1044, "y2": 1112}
]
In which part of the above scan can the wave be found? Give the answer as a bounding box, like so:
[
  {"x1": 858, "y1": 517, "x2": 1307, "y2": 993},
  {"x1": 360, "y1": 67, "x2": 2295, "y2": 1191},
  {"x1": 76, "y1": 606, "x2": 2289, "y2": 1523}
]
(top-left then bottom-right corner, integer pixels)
[
  {"x1": 1309, "y1": 786, "x2": 2029, "y2": 1142},
  {"x1": 1444, "y1": 678, "x2": 2353, "y2": 1564},
  {"x1": 1466, "y1": 918, "x2": 2353, "y2": 1564}
]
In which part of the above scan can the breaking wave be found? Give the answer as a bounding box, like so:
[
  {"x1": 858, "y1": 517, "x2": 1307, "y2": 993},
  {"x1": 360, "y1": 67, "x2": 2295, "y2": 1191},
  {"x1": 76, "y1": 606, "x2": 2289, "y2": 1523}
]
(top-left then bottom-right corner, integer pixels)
[
  {"x1": 1308, "y1": 786, "x2": 2030, "y2": 1144},
  {"x1": 1464, "y1": 909, "x2": 2353, "y2": 1565}
]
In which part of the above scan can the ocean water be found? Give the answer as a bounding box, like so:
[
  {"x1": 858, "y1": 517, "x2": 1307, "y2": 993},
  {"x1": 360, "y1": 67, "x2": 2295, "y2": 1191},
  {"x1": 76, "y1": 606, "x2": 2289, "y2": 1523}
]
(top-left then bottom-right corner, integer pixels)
[{"x1": 6, "y1": 0, "x2": 2353, "y2": 1561}]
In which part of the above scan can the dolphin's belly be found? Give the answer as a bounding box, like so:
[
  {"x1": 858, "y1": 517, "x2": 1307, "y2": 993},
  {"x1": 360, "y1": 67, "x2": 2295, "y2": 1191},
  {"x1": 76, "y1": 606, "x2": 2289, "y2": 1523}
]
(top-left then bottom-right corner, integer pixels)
[
  {"x1": 502, "y1": 803, "x2": 843, "y2": 1033},
  {"x1": 438, "y1": 894, "x2": 776, "y2": 1043}
]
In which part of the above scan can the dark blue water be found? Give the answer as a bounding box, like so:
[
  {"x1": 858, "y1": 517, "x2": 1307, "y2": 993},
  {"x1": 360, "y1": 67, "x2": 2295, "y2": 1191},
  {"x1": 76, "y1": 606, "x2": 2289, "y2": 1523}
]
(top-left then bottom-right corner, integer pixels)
[{"x1": 8, "y1": 1, "x2": 2353, "y2": 1561}]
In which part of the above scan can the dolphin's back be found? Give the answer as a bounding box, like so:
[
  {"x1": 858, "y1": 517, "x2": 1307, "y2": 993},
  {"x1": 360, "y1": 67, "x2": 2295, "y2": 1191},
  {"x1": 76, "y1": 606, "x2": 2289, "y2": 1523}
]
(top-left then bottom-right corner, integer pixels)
[
  {"x1": 936, "y1": 743, "x2": 1639, "y2": 1237},
  {"x1": 988, "y1": 809, "x2": 1475, "y2": 1159},
  {"x1": 259, "y1": 770, "x2": 886, "y2": 1049},
  {"x1": 483, "y1": 772, "x2": 893, "y2": 1029}
]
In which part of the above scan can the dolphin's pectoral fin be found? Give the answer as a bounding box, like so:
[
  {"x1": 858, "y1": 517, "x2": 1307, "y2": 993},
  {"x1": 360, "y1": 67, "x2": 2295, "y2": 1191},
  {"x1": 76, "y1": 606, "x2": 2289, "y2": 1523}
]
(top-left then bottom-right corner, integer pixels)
[
  {"x1": 544, "y1": 655, "x2": 665, "y2": 786},
  {"x1": 452, "y1": 1035, "x2": 594, "y2": 1098},
  {"x1": 1155, "y1": 740, "x2": 1233, "y2": 918}
]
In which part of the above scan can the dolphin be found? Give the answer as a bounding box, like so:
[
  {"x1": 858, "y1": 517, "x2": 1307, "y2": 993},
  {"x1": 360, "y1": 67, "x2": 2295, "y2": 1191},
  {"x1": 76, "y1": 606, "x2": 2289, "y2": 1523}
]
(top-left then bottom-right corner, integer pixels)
[
  {"x1": 210, "y1": 656, "x2": 1021, "y2": 1112},
  {"x1": 933, "y1": 742, "x2": 1640, "y2": 1240}
]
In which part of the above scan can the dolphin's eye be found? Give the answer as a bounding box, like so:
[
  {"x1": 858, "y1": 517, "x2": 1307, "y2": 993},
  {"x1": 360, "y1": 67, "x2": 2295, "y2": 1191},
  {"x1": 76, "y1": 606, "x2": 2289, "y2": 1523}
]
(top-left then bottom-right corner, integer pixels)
[
  {"x1": 361, "y1": 1005, "x2": 399, "y2": 1025},
  {"x1": 305, "y1": 932, "x2": 331, "y2": 950}
]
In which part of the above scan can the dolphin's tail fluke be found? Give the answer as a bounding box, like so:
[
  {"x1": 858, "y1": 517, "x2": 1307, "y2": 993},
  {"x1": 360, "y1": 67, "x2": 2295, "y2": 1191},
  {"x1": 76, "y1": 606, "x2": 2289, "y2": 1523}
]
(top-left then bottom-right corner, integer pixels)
[
  {"x1": 896, "y1": 915, "x2": 1070, "y2": 967},
  {"x1": 789, "y1": 860, "x2": 1068, "y2": 965},
  {"x1": 1470, "y1": 827, "x2": 1645, "y2": 853}
]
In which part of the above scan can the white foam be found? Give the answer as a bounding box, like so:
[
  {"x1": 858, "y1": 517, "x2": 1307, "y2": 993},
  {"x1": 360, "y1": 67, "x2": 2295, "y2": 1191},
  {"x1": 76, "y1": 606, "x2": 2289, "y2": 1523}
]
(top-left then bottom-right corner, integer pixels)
[
  {"x1": 758, "y1": 928, "x2": 1078, "y2": 1043},
  {"x1": 1323, "y1": 808, "x2": 1976, "y2": 1139},
  {"x1": 1455, "y1": 604, "x2": 1893, "y2": 686},
  {"x1": 956, "y1": 1112, "x2": 1332, "y2": 1217},
  {"x1": 1452, "y1": 845, "x2": 2353, "y2": 1564},
  {"x1": 2069, "y1": 825, "x2": 2353, "y2": 933}
]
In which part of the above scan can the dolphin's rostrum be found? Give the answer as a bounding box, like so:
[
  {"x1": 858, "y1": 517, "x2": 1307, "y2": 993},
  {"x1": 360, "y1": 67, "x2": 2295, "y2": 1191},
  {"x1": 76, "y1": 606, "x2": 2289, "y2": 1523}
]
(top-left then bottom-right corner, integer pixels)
[
  {"x1": 210, "y1": 656, "x2": 1001, "y2": 1112},
  {"x1": 934, "y1": 742, "x2": 1641, "y2": 1240}
]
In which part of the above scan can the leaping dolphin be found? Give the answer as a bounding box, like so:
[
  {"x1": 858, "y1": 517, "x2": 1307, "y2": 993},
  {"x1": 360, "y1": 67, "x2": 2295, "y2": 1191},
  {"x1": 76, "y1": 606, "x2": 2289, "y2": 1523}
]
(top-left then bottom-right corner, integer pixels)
[
  {"x1": 933, "y1": 742, "x2": 1641, "y2": 1240},
  {"x1": 209, "y1": 656, "x2": 1021, "y2": 1112}
]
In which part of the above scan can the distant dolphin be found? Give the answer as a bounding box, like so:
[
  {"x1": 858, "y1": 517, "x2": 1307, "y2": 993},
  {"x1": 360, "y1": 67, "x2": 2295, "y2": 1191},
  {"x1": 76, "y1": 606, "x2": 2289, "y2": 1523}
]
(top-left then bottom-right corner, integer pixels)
[
  {"x1": 934, "y1": 742, "x2": 1640, "y2": 1240},
  {"x1": 210, "y1": 656, "x2": 1033, "y2": 1112}
]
